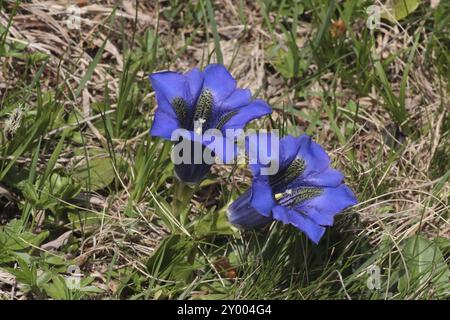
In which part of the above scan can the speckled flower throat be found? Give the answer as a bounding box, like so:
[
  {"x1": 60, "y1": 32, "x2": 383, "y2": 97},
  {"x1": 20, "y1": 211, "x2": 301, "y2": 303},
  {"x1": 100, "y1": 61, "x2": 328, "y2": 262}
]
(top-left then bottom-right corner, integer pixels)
[{"x1": 270, "y1": 158, "x2": 323, "y2": 209}]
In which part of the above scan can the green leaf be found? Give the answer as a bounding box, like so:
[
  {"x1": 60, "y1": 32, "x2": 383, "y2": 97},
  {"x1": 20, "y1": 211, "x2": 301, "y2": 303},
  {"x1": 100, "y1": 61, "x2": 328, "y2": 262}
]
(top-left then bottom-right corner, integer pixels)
[
  {"x1": 146, "y1": 234, "x2": 198, "y2": 282},
  {"x1": 42, "y1": 275, "x2": 70, "y2": 300},
  {"x1": 382, "y1": 0, "x2": 420, "y2": 22},
  {"x1": 267, "y1": 44, "x2": 295, "y2": 79},
  {"x1": 74, "y1": 37, "x2": 108, "y2": 98},
  {"x1": 72, "y1": 156, "x2": 115, "y2": 191},
  {"x1": 266, "y1": 41, "x2": 309, "y2": 80},
  {"x1": 195, "y1": 293, "x2": 232, "y2": 300},
  {"x1": 151, "y1": 193, "x2": 180, "y2": 232},
  {"x1": 29, "y1": 52, "x2": 49, "y2": 63},
  {"x1": 194, "y1": 205, "x2": 237, "y2": 237},
  {"x1": 39, "y1": 130, "x2": 67, "y2": 190},
  {"x1": 68, "y1": 211, "x2": 103, "y2": 230},
  {"x1": 205, "y1": 0, "x2": 223, "y2": 64},
  {"x1": 79, "y1": 285, "x2": 104, "y2": 293},
  {"x1": 0, "y1": 219, "x2": 49, "y2": 252},
  {"x1": 434, "y1": 236, "x2": 450, "y2": 254},
  {"x1": 398, "y1": 235, "x2": 450, "y2": 295},
  {"x1": 172, "y1": 180, "x2": 195, "y2": 225}
]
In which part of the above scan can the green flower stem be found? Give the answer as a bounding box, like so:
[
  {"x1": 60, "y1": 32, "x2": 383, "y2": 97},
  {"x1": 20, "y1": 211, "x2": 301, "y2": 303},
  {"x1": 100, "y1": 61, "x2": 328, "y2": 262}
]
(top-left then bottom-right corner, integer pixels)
[{"x1": 172, "y1": 179, "x2": 195, "y2": 226}]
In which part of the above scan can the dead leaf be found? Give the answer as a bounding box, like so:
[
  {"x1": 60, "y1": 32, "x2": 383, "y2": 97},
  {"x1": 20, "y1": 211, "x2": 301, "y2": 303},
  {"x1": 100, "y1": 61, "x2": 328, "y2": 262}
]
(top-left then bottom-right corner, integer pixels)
[{"x1": 41, "y1": 230, "x2": 72, "y2": 250}]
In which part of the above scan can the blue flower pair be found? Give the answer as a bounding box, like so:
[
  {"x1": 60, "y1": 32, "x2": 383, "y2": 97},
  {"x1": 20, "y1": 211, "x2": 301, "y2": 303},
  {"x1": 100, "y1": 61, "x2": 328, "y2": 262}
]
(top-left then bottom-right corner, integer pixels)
[{"x1": 148, "y1": 64, "x2": 357, "y2": 244}]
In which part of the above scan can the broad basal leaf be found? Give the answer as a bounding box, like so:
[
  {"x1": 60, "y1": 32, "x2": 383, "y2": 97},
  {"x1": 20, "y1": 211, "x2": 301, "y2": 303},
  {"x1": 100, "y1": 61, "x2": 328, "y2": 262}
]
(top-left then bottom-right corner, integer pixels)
[
  {"x1": 382, "y1": 0, "x2": 420, "y2": 22},
  {"x1": 398, "y1": 235, "x2": 449, "y2": 296}
]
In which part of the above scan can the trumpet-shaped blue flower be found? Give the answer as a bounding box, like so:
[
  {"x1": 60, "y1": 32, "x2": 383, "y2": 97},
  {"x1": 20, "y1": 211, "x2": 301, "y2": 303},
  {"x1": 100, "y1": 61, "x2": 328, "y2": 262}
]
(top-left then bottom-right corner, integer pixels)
[
  {"x1": 228, "y1": 134, "x2": 357, "y2": 244},
  {"x1": 149, "y1": 64, "x2": 271, "y2": 183}
]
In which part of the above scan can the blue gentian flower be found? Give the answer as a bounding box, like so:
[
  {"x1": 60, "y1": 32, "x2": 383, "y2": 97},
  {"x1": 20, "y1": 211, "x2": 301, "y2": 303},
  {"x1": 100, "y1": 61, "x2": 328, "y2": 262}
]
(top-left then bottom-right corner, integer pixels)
[
  {"x1": 149, "y1": 64, "x2": 272, "y2": 183},
  {"x1": 228, "y1": 134, "x2": 357, "y2": 244}
]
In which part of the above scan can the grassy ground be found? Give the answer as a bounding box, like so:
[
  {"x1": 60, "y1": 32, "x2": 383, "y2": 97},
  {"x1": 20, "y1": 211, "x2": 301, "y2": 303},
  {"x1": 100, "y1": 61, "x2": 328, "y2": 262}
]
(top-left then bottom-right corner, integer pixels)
[{"x1": 0, "y1": 0, "x2": 449, "y2": 300}]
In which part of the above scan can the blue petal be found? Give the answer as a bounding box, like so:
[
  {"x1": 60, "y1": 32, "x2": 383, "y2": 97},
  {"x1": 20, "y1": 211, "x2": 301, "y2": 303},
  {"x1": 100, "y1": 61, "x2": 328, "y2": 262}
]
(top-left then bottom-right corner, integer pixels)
[
  {"x1": 246, "y1": 131, "x2": 280, "y2": 177},
  {"x1": 272, "y1": 206, "x2": 325, "y2": 243},
  {"x1": 272, "y1": 205, "x2": 289, "y2": 224},
  {"x1": 171, "y1": 128, "x2": 233, "y2": 164},
  {"x1": 150, "y1": 109, "x2": 180, "y2": 140},
  {"x1": 150, "y1": 95, "x2": 179, "y2": 121},
  {"x1": 228, "y1": 190, "x2": 272, "y2": 228},
  {"x1": 203, "y1": 64, "x2": 237, "y2": 103},
  {"x1": 204, "y1": 135, "x2": 239, "y2": 164},
  {"x1": 288, "y1": 210, "x2": 326, "y2": 244},
  {"x1": 250, "y1": 177, "x2": 275, "y2": 217},
  {"x1": 221, "y1": 89, "x2": 252, "y2": 111},
  {"x1": 279, "y1": 135, "x2": 303, "y2": 170},
  {"x1": 149, "y1": 71, "x2": 190, "y2": 103},
  {"x1": 296, "y1": 134, "x2": 331, "y2": 178},
  {"x1": 185, "y1": 67, "x2": 204, "y2": 103},
  {"x1": 174, "y1": 162, "x2": 211, "y2": 184},
  {"x1": 221, "y1": 99, "x2": 271, "y2": 130},
  {"x1": 296, "y1": 184, "x2": 357, "y2": 226},
  {"x1": 249, "y1": 163, "x2": 262, "y2": 176},
  {"x1": 172, "y1": 139, "x2": 212, "y2": 183},
  {"x1": 300, "y1": 167, "x2": 344, "y2": 188}
]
